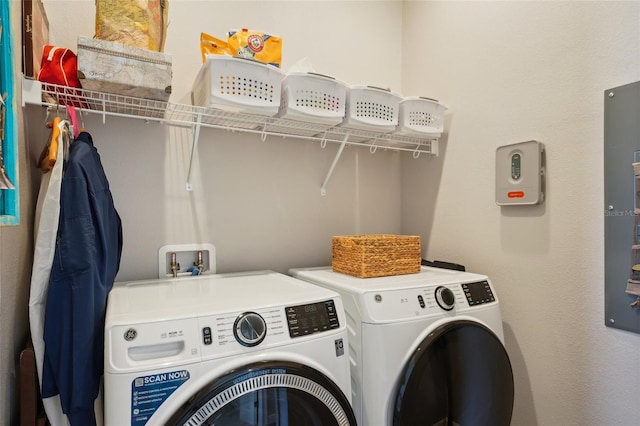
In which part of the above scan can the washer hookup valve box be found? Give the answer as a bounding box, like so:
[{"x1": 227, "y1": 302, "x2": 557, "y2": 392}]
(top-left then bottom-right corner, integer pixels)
[{"x1": 495, "y1": 140, "x2": 545, "y2": 206}]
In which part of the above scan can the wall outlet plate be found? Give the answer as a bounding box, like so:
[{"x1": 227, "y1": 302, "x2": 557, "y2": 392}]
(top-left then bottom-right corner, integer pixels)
[{"x1": 495, "y1": 140, "x2": 545, "y2": 206}]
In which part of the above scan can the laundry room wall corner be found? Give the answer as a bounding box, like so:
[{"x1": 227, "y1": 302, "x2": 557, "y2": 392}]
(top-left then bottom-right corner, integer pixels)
[{"x1": 402, "y1": 1, "x2": 640, "y2": 425}]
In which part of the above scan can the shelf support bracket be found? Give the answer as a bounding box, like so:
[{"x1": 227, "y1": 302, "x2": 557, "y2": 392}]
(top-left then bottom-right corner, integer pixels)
[
  {"x1": 186, "y1": 113, "x2": 203, "y2": 191},
  {"x1": 320, "y1": 133, "x2": 349, "y2": 196}
]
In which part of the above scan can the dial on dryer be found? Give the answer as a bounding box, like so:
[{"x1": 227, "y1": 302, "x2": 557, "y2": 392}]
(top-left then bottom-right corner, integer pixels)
[
  {"x1": 233, "y1": 312, "x2": 267, "y2": 346},
  {"x1": 435, "y1": 286, "x2": 455, "y2": 311}
]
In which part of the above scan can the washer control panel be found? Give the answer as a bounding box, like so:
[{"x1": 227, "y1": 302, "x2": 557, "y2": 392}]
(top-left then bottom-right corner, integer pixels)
[
  {"x1": 200, "y1": 307, "x2": 285, "y2": 352},
  {"x1": 462, "y1": 280, "x2": 495, "y2": 306},
  {"x1": 195, "y1": 297, "x2": 344, "y2": 359},
  {"x1": 285, "y1": 299, "x2": 340, "y2": 338}
]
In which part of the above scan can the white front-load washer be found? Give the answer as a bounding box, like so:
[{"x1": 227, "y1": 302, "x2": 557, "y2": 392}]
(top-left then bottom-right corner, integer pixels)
[
  {"x1": 103, "y1": 270, "x2": 356, "y2": 426},
  {"x1": 290, "y1": 266, "x2": 514, "y2": 426}
]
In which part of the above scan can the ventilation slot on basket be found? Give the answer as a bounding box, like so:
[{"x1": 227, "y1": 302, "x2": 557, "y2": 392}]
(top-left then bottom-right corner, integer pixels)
[
  {"x1": 294, "y1": 90, "x2": 342, "y2": 113},
  {"x1": 409, "y1": 111, "x2": 441, "y2": 128},
  {"x1": 355, "y1": 101, "x2": 395, "y2": 123},
  {"x1": 219, "y1": 76, "x2": 275, "y2": 103}
]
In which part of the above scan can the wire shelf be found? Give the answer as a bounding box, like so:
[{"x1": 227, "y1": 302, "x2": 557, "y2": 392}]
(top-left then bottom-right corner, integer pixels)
[
  {"x1": 22, "y1": 78, "x2": 440, "y2": 193},
  {"x1": 26, "y1": 81, "x2": 438, "y2": 156}
]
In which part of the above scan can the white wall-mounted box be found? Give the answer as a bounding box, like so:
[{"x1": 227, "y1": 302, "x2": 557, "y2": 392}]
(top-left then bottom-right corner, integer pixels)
[
  {"x1": 495, "y1": 140, "x2": 545, "y2": 206},
  {"x1": 158, "y1": 244, "x2": 216, "y2": 278}
]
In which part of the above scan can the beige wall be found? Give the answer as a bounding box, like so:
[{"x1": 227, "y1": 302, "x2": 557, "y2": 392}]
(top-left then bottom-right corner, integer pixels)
[
  {"x1": 37, "y1": 1, "x2": 406, "y2": 282},
  {"x1": 4, "y1": 1, "x2": 640, "y2": 425},
  {"x1": 401, "y1": 1, "x2": 640, "y2": 425}
]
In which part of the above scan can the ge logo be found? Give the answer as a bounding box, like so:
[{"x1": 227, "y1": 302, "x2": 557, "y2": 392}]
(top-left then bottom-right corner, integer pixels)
[{"x1": 124, "y1": 328, "x2": 137, "y2": 341}]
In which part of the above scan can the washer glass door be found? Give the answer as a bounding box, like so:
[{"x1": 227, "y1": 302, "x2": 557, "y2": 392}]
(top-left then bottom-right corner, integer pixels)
[
  {"x1": 169, "y1": 361, "x2": 356, "y2": 426},
  {"x1": 393, "y1": 320, "x2": 514, "y2": 426}
]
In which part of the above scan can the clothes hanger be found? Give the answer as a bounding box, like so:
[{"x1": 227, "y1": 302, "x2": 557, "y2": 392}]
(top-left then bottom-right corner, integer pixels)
[
  {"x1": 38, "y1": 116, "x2": 61, "y2": 172},
  {"x1": 79, "y1": 109, "x2": 85, "y2": 132},
  {"x1": 65, "y1": 105, "x2": 81, "y2": 139},
  {"x1": 60, "y1": 119, "x2": 71, "y2": 166},
  {"x1": 39, "y1": 104, "x2": 81, "y2": 172},
  {"x1": 39, "y1": 119, "x2": 58, "y2": 172}
]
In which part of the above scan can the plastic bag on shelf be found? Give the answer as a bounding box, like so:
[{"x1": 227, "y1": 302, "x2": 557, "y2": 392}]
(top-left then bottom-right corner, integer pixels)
[
  {"x1": 227, "y1": 28, "x2": 282, "y2": 68},
  {"x1": 95, "y1": 0, "x2": 169, "y2": 52},
  {"x1": 199, "y1": 32, "x2": 232, "y2": 63}
]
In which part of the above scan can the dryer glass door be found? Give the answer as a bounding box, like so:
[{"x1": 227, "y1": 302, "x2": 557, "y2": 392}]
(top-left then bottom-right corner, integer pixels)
[
  {"x1": 169, "y1": 361, "x2": 357, "y2": 426},
  {"x1": 393, "y1": 320, "x2": 514, "y2": 426}
]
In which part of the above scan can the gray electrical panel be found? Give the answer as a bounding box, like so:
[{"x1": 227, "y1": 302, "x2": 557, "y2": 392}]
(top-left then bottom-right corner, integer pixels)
[{"x1": 604, "y1": 81, "x2": 640, "y2": 333}]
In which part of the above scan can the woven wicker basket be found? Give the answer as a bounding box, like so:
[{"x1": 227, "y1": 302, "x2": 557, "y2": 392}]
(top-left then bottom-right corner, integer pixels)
[{"x1": 332, "y1": 234, "x2": 421, "y2": 278}]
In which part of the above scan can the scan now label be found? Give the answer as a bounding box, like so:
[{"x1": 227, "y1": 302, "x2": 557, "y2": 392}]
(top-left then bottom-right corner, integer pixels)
[{"x1": 131, "y1": 370, "x2": 190, "y2": 425}]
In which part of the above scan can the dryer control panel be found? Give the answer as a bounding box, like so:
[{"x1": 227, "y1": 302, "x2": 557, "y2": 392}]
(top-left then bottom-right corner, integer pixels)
[
  {"x1": 462, "y1": 280, "x2": 495, "y2": 306},
  {"x1": 363, "y1": 279, "x2": 498, "y2": 322}
]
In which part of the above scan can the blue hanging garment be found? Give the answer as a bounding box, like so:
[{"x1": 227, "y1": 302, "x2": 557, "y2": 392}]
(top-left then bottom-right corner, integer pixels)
[{"x1": 41, "y1": 131, "x2": 123, "y2": 426}]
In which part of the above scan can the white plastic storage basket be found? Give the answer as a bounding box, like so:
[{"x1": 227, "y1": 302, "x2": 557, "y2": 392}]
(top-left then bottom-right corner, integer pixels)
[
  {"x1": 395, "y1": 96, "x2": 448, "y2": 137},
  {"x1": 277, "y1": 72, "x2": 347, "y2": 125},
  {"x1": 340, "y1": 86, "x2": 402, "y2": 132},
  {"x1": 192, "y1": 55, "x2": 284, "y2": 116}
]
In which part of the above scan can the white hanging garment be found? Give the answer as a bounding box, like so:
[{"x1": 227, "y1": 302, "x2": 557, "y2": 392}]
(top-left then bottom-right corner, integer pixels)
[{"x1": 29, "y1": 118, "x2": 68, "y2": 426}]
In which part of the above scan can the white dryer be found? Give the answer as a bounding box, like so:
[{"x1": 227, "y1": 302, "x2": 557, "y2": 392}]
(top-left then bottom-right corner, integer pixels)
[
  {"x1": 104, "y1": 270, "x2": 356, "y2": 426},
  {"x1": 290, "y1": 266, "x2": 514, "y2": 426}
]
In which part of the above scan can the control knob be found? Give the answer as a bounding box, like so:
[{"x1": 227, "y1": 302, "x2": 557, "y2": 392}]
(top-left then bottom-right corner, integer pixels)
[
  {"x1": 435, "y1": 286, "x2": 455, "y2": 311},
  {"x1": 233, "y1": 312, "x2": 267, "y2": 347}
]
